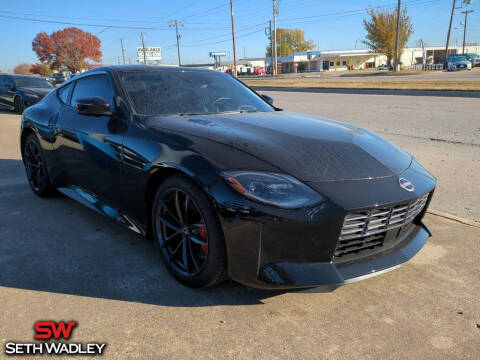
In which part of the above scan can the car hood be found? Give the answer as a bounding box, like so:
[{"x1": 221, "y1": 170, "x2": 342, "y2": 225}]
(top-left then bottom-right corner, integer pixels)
[
  {"x1": 19, "y1": 87, "x2": 51, "y2": 96},
  {"x1": 148, "y1": 111, "x2": 412, "y2": 182}
]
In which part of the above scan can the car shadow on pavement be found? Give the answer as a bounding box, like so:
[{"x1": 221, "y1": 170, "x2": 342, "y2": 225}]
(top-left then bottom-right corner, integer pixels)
[{"x1": 0, "y1": 159, "x2": 288, "y2": 307}]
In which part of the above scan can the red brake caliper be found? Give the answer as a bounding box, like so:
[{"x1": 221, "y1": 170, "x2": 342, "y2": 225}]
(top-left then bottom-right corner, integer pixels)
[{"x1": 198, "y1": 223, "x2": 208, "y2": 254}]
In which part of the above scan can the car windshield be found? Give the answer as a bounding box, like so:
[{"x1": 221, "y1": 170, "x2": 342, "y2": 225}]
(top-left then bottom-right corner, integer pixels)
[
  {"x1": 453, "y1": 56, "x2": 468, "y2": 62},
  {"x1": 13, "y1": 76, "x2": 53, "y2": 88},
  {"x1": 121, "y1": 70, "x2": 274, "y2": 116}
]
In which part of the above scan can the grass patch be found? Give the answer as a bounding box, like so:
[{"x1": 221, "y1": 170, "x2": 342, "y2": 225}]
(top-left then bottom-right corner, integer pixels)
[{"x1": 339, "y1": 70, "x2": 426, "y2": 77}]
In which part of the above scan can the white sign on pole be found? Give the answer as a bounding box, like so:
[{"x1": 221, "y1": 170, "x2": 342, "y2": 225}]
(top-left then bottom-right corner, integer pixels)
[{"x1": 137, "y1": 47, "x2": 162, "y2": 62}]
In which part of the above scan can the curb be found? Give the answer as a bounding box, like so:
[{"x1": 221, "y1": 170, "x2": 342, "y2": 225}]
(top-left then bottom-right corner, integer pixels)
[{"x1": 427, "y1": 209, "x2": 480, "y2": 228}]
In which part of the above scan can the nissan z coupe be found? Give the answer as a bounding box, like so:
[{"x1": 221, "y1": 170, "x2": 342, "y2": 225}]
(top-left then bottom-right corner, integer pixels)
[{"x1": 20, "y1": 66, "x2": 436, "y2": 289}]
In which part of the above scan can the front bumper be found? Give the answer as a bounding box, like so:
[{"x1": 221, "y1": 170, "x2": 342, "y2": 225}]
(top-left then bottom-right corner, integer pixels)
[
  {"x1": 214, "y1": 159, "x2": 435, "y2": 290},
  {"x1": 257, "y1": 222, "x2": 430, "y2": 289}
]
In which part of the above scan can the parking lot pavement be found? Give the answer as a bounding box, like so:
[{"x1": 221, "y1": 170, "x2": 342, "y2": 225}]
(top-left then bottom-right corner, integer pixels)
[
  {"x1": 263, "y1": 90, "x2": 480, "y2": 223},
  {"x1": 0, "y1": 108, "x2": 479, "y2": 359}
]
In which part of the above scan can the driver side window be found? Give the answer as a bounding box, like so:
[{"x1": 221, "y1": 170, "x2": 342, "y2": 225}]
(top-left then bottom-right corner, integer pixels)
[{"x1": 71, "y1": 75, "x2": 114, "y2": 109}]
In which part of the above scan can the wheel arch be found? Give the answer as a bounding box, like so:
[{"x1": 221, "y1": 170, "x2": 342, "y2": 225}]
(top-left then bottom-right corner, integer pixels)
[
  {"x1": 143, "y1": 164, "x2": 212, "y2": 240},
  {"x1": 20, "y1": 126, "x2": 36, "y2": 162}
]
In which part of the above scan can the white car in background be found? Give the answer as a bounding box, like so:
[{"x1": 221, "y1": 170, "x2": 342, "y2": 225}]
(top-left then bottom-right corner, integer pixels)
[{"x1": 448, "y1": 56, "x2": 472, "y2": 71}]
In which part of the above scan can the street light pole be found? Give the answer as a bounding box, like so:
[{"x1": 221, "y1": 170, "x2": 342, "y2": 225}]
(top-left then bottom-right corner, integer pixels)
[
  {"x1": 461, "y1": 10, "x2": 474, "y2": 54},
  {"x1": 393, "y1": 0, "x2": 401, "y2": 72}
]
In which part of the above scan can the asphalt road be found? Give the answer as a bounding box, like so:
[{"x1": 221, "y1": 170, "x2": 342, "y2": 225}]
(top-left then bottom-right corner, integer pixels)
[
  {"x1": 242, "y1": 67, "x2": 480, "y2": 82},
  {"x1": 0, "y1": 106, "x2": 479, "y2": 359},
  {"x1": 262, "y1": 90, "x2": 480, "y2": 223}
]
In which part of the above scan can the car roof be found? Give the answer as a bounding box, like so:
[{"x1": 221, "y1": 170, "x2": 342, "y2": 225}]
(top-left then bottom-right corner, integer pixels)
[
  {"x1": 4, "y1": 74, "x2": 45, "y2": 79},
  {"x1": 86, "y1": 65, "x2": 216, "y2": 75}
]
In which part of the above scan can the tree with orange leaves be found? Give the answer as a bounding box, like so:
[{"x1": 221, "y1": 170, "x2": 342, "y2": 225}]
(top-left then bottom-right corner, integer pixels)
[{"x1": 32, "y1": 27, "x2": 102, "y2": 73}]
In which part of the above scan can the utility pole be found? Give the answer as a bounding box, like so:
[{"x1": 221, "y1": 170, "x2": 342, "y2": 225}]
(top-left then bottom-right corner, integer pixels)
[
  {"x1": 272, "y1": 0, "x2": 281, "y2": 76},
  {"x1": 444, "y1": 0, "x2": 457, "y2": 69},
  {"x1": 268, "y1": 20, "x2": 273, "y2": 76},
  {"x1": 229, "y1": 0, "x2": 238, "y2": 77},
  {"x1": 393, "y1": 0, "x2": 402, "y2": 72},
  {"x1": 120, "y1": 38, "x2": 126, "y2": 65},
  {"x1": 169, "y1": 20, "x2": 184, "y2": 66},
  {"x1": 461, "y1": 10, "x2": 474, "y2": 53},
  {"x1": 139, "y1": 32, "x2": 147, "y2": 65}
]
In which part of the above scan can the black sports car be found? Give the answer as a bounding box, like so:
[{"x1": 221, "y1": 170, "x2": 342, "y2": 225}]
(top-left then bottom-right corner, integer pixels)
[
  {"x1": 20, "y1": 66, "x2": 436, "y2": 289},
  {"x1": 0, "y1": 74, "x2": 53, "y2": 114}
]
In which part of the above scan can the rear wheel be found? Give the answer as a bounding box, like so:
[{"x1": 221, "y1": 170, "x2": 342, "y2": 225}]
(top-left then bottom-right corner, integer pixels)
[
  {"x1": 14, "y1": 96, "x2": 25, "y2": 114},
  {"x1": 23, "y1": 133, "x2": 54, "y2": 197},
  {"x1": 152, "y1": 175, "x2": 227, "y2": 288}
]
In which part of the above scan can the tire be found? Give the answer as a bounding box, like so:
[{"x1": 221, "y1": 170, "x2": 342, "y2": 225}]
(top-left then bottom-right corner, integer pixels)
[
  {"x1": 152, "y1": 175, "x2": 227, "y2": 288},
  {"x1": 23, "y1": 133, "x2": 54, "y2": 197},
  {"x1": 14, "y1": 96, "x2": 25, "y2": 114}
]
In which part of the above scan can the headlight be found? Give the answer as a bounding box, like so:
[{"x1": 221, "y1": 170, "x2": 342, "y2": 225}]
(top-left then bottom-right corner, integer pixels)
[{"x1": 221, "y1": 171, "x2": 324, "y2": 209}]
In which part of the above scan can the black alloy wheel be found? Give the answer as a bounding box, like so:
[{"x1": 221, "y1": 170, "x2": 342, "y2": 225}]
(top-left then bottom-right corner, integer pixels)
[
  {"x1": 14, "y1": 96, "x2": 25, "y2": 114},
  {"x1": 23, "y1": 133, "x2": 53, "y2": 196},
  {"x1": 153, "y1": 176, "x2": 227, "y2": 287}
]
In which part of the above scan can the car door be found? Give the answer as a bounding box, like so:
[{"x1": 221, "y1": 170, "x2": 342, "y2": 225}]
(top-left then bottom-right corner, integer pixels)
[
  {"x1": 0, "y1": 76, "x2": 6, "y2": 107},
  {"x1": 2, "y1": 76, "x2": 16, "y2": 108},
  {"x1": 55, "y1": 73, "x2": 127, "y2": 209}
]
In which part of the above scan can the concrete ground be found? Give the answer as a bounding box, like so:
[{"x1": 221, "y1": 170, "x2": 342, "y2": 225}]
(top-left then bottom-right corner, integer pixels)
[{"x1": 0, "y1": 102, "x2": 479, "y2": 359}]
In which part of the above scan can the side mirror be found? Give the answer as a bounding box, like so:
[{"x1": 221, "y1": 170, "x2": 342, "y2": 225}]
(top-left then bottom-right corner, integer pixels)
[
  {"x1": 261, "y1": 94, "x2": 274, "y2": 105},
  {"x1": 75, "y1": 97, "x2": 111, "y2": 116}
]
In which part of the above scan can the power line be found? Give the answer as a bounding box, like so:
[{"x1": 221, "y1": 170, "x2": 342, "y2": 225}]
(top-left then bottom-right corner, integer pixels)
[
  {"x1": 182, "y1": 28, "x2": 266, "y2": 48},
  {"x1": 0, "y1": 14, "x2": 171, "y2": 30}
]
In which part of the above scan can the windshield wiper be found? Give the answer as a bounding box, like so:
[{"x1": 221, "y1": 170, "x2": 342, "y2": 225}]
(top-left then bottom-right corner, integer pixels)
[{"x1": 179, "y1": 110, "x2": 258, "y2": 116}]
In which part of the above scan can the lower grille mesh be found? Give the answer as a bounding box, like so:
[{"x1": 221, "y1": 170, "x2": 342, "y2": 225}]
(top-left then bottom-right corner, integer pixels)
[{"x1": 335, "y1": 193, "x2": 429, "y2": 257}]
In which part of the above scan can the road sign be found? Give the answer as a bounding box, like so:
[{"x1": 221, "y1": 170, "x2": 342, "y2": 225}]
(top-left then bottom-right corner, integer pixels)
[
  {"x1": 137, "y1": 47, "x2": 162, "y2": 62},
  {"x1": 209, "y1": 52, "x2": 226, "y2": 57}
]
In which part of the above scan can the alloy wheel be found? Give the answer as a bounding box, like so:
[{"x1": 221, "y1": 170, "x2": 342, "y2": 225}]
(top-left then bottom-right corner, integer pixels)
[
  {"x1": 156, "y1": 189, "x2": 209, "y2": 277},
  {"x1": 24, "y1": 139, "x2": 44, "y2": 192},
  {"x1": 14, "y1": 97, "x2": 25, "y2": 114}
]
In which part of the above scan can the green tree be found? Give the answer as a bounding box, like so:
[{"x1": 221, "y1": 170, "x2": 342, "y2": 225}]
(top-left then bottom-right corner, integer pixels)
[
  {"x1": 266, "y1": 28, "x2": 316, "y2": 57},
  {"x1": 31, "y1": 63, "x2": 52, "y2": 77},
  {"x1": 363, "y1": 7, "x2": 413, "y2": 66}
]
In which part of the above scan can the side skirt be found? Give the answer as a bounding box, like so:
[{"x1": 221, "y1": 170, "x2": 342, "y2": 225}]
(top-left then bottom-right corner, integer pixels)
[{"x1": 57, "y1": 186, "x2": 146, "y2": 236}]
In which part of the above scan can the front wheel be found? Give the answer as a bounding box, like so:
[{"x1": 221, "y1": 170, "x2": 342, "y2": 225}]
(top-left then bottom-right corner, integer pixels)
[
  {"x1": 152, "y1": 175, "x2": 227, "y2": 288},
  {"x1": 23, "y1": 133, "x2": 54, "y2": 197},
  {"x1": 14, "y1": 96, "x2": 25, "y2": 114}
]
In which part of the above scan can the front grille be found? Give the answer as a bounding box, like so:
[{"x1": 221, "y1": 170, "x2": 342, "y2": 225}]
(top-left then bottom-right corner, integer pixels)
[{"x1": 334, "y1": 193, "x2": 429, "y2": 257}]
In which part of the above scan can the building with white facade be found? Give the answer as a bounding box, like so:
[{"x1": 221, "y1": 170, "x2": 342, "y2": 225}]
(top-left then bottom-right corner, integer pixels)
[{"x1": 266, "y1": 45, "x2": 480, "y2": 73}]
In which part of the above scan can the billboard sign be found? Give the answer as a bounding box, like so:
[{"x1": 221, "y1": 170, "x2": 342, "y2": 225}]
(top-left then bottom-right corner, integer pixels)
[{"x1": 137, "y1": 47, "x2": 162, "y2": 62}]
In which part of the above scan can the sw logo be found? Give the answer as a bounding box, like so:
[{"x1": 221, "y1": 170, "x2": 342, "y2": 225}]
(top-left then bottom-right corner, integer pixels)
[
  {"x1": 4, "y1": 321, "x2": 106, "y2": 356},
  {"x1": 34, "y1": 321, "x2": 77, "y2": 340}
]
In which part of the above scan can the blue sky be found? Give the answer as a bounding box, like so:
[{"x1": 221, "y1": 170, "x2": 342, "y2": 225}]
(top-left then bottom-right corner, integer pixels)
[{"x1": 0, "y1": 0, "x2": 479, "y2": 71}]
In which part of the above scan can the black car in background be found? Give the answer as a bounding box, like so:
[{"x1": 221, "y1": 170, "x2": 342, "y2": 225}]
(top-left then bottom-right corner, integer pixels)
[
  {"x1": 20, "y1": 66, "x2": 436, "y2": 289},
  {"x1": 48, "y1": 72, "x2": 70, "y2": 86},
  {"x1": 0, "y1": 74, "x2": 53, "y2": 114}
]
